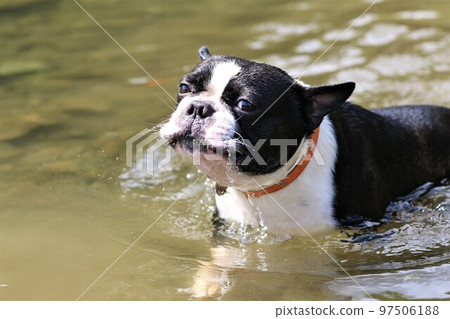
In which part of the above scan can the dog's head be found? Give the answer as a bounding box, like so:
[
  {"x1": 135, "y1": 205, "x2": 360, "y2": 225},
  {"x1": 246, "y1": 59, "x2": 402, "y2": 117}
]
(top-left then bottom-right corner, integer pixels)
[{"x1": 160, "y1": 47, "x2": 354, "y2": 189}]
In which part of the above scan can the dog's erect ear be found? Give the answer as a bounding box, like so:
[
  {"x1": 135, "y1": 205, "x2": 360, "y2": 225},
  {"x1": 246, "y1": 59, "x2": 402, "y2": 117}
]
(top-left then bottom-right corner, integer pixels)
[
  {"x1": 199, "y1": 46, "x2": 211, "y2": 61},
  {"x1": 301, "y1": 82, "x2": 355, "y2": 129}
]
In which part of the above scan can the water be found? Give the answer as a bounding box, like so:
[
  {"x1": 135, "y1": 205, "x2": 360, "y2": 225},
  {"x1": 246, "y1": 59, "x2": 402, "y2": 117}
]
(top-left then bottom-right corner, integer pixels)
[{"x1": 1, "y1": 0, "x2": 449, "y2": 300}]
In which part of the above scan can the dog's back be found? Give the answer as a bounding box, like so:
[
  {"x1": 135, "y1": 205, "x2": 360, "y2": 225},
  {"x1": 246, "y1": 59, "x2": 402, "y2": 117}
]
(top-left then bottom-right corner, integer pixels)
[
  {"x1": 330, "y1": 104, "x2": 450, "y2": 222},
  {"x1": 374, "y1": 105, "x2": 450, "y2": 178}
]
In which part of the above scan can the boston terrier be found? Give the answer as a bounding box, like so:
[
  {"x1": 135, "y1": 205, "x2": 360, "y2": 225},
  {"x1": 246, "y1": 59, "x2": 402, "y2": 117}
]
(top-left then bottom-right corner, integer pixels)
[{"x1": 160, "y1": 46, "x2": 450, "y2": 236}]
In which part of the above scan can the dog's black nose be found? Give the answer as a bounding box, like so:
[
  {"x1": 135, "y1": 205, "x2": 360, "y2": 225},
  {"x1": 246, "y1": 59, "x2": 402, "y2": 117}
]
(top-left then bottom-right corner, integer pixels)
[{"x1": 186, "y1": 101, "x2": 215, "y2": 119}]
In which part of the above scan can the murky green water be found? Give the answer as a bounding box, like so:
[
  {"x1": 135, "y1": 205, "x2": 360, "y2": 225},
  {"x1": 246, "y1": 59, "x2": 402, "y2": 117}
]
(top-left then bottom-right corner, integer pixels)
[{"x1": 1, "y1": 0, "x2": 449, "y2": 300}]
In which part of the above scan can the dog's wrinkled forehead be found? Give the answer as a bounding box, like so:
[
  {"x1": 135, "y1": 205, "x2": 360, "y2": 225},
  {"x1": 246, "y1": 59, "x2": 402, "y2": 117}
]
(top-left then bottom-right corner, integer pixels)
[
  {"x1": 206, "y1": 61, "x2": 241, "y2": 96},
  {"x1": 182, "y1": 56, "x2": 244, "y2": 96},
  {"x1": 181, "y1": 55, "x2": 295, "y2": 103}
]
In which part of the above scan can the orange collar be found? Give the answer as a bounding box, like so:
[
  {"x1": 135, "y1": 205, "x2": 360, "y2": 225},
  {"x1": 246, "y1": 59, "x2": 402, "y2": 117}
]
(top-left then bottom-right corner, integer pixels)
[{"x1": 241, "y1": 128, "x2": 320, "y2": 199}]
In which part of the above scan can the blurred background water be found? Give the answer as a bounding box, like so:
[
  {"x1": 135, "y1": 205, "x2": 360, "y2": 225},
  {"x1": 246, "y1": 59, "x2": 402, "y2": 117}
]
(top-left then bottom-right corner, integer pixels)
[{"x1": 0, "y1": 0, "x2": 449, "y2": 300}]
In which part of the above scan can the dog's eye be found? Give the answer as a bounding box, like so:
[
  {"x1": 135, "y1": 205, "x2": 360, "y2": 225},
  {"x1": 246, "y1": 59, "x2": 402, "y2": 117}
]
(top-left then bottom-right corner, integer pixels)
[
  {"x1": 179, "y1": 83, "x2": 191, "y2": 94},
  {"x1": 237, "y1": 99, "x2": 256, "y2": 112}
]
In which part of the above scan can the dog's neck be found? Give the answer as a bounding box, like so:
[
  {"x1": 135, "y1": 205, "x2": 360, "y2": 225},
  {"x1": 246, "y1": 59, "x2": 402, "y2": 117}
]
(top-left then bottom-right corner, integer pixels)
[
  {"x1": 214, "y1": 116, "x2": 338, "y2": 234},
  {"x1": 239, "y1": 128, "x2": 319, "y2": 198},
  {"x1": 229, "y1": 126, "x2": 319, "y2": 193}
]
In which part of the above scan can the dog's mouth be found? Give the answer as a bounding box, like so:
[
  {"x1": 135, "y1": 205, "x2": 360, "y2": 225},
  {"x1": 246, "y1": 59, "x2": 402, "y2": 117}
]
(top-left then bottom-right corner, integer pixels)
[
  {"x1": 167, "y1": 134, "x2": 233, "y2": 159},
  {"x1": 166, "y1": 132, "x2": 292, "y2": 177}
]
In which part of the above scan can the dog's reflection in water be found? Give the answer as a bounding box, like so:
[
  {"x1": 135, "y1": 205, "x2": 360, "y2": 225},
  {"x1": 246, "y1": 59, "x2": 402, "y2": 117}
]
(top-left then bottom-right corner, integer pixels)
[
  {"x1": 189, "y1": 229, "x2": 336, "y2": 299},
  {"x1": 191, "y1": 246, "x2": 240, "y2": 298}
]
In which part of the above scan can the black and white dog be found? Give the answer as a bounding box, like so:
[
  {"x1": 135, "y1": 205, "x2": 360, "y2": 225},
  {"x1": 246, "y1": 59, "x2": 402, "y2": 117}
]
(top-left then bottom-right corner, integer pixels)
[{"x1": 160, "y1": 47, "x2": 450, "y2": 236}]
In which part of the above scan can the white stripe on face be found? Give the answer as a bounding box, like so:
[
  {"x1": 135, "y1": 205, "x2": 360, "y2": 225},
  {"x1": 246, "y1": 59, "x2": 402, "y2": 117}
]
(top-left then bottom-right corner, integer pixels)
[{"x1": 207, "y1": 62, "x2": 241, "y2": 97}]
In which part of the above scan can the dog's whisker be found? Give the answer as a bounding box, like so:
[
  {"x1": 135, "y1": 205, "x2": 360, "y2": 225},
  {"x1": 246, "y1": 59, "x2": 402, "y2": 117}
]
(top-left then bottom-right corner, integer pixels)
[
  {"x1": 142, "y1": 118, "x2": 171, "y2": 134},
  {"x1": 155, "y1": 94, "x2": 177, "y2": 110},
  {"x1": 233, "y1": 114, "x2": 244, "y2": 123}
]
